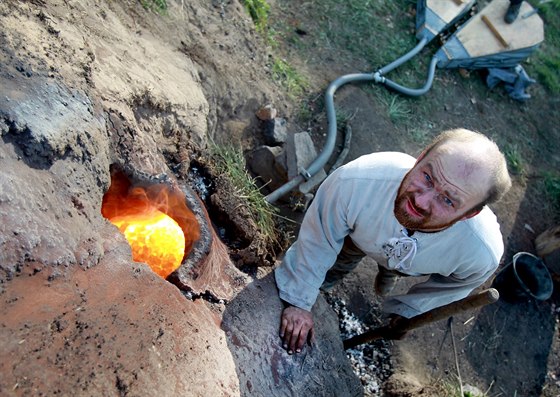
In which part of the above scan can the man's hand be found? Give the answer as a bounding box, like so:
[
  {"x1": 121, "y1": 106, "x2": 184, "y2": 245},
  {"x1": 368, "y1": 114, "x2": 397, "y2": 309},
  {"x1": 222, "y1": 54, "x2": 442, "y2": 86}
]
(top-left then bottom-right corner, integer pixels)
[{"x1": 279, "y1": 305, "x2": 314, "y2": 354}]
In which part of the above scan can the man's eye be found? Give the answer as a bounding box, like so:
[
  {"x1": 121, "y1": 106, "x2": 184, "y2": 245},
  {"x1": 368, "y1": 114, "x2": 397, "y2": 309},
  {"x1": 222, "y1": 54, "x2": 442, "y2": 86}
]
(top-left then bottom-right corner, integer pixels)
[
  {"x1": 424, "y1": 173, "x2": 433, "y2": 186},
  {"x1": 443, "y1": 196, "x2": 454, "y2": 207}
]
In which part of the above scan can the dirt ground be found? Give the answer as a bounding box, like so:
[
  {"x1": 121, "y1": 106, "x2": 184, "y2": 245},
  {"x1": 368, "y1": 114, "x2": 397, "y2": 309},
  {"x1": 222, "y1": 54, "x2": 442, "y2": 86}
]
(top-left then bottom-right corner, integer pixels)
[
  {"x1": 1, "y1": 0, "x2": 559, "y2": 396},
  {"x1": 265, "y1": 0, "x2": 560, "y2": 396}
]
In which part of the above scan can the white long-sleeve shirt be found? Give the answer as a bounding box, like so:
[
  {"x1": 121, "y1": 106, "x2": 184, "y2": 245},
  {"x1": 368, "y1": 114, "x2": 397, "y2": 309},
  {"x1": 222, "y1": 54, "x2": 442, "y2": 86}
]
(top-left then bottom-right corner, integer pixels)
[{"x1": 275, "y1": 152, "x2": 504, "y2": 318}]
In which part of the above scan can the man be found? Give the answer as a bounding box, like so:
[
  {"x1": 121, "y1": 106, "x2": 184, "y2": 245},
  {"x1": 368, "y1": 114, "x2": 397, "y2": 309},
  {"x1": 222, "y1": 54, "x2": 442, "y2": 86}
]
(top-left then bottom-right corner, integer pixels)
[
  {"x1": 275, "y1": 129, "x2": 511, "y2": 354},
  {"x1": 505, "y1": 0, "x2": 523, "y2": 24}
]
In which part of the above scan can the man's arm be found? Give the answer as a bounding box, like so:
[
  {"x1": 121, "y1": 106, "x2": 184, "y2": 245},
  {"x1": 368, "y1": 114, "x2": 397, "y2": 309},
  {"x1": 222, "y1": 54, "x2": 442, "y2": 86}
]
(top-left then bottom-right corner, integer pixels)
[
  {"x1": 279, "y1": 305, "x2": 314, "y2": 354},
  {"x1": 274, "y1": 171, "x2": 355, "y2": 353}
]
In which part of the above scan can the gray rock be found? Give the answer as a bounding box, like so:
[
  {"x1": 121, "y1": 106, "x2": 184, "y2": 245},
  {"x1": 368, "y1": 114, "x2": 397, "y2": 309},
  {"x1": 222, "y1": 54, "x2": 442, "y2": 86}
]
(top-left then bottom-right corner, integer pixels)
[
  {"x1": 263, "y1": 117, "x2": 288, "y2": 145},
  {"x1": 222, "y1": 273, "x2": 363, "y2": 397},
  {"x1": 247, "y1": 145, "x2": 288, "y2": 193},
  {"x1": 286, "y1": 131, "x2": 327, "y2": 194}
]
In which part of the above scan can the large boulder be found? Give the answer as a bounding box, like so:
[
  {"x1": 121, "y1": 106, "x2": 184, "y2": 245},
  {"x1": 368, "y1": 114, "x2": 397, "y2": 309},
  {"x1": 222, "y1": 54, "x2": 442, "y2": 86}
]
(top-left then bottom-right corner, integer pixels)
[{"x1": 222, "y1": 273, "x2": 363, "y2": 396}]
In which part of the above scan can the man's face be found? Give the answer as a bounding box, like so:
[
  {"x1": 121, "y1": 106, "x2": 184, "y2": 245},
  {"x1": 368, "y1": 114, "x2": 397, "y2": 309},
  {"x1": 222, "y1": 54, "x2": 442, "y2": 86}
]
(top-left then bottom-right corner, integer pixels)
[{"x1": 394, "y1": 144, "x2": 490, "y2": 232}]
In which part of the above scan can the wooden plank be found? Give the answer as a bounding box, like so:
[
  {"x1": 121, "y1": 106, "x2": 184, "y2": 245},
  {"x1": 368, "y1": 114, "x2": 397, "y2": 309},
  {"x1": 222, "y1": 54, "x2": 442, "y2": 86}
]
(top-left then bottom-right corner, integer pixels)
[
  {"x1": 428, "y1": 0, "x2": 472, "y2": 24},
  {"x1": 456, "y1": 0, "x2": 544, "y2": 58},
  {"x1": 535, "y1": 225, "x2": 560, "y2": 257}
]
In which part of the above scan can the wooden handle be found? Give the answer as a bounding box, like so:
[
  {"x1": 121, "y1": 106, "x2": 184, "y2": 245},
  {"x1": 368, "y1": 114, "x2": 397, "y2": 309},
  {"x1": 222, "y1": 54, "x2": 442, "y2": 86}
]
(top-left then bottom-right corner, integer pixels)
[
  {"x1": 481, "y1": 15, "x2": 509, "y2": 48},
  {"x1": 343, "y1": 288, "x2": 499, "y2": 349}
]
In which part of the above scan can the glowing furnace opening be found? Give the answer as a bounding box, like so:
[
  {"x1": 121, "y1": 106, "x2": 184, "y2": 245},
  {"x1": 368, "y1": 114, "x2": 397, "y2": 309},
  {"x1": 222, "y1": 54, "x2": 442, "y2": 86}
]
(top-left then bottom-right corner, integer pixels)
[{"x1": 101, "y1": 170, "x2": 201, "y2": 279}]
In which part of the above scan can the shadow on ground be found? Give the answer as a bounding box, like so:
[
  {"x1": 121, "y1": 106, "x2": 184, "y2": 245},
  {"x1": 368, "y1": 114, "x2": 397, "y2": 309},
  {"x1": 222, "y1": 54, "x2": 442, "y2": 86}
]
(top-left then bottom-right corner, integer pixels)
[{"x1": 465, "y1": 297, "x2": 556, "y2": 396}]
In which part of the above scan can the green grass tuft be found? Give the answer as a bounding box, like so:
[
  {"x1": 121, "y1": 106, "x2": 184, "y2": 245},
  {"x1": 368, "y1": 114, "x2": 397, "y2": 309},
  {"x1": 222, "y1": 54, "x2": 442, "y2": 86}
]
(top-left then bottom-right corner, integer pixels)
[
  {"x1": 242, "y1": 0, "x2": 270, "y2": 33},
  {"x1": 140, "y1": 0, "x2": 167, "y2": 14},
  {"x1": 209, "y1": 143, "x2": 279, "y2": 244},
  {"x1": 375, "y1": 91, "x2": 412, "y2": 123},
  {"x1": 504, "y1": 144, "x2": 525, "y2": 175},
  {"x1": 271, "y1": 58, "x2": 309, "y2": 98}
]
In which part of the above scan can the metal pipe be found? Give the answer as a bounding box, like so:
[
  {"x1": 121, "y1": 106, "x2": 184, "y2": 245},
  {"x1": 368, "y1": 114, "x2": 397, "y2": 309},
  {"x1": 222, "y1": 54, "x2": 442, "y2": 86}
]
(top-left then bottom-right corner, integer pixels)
[
  {"x1": 265, "y1": 40, "x2": 437, "y2": 203},
  {"x1": 376, "y1": 37, "x2": 429, "y2": 77},
  {"x1": 265, "y1": 72, "x2": 376, "y2": 204},
  {"x1": 379, "y1": 56, "x2": 439, "y2": 97}
]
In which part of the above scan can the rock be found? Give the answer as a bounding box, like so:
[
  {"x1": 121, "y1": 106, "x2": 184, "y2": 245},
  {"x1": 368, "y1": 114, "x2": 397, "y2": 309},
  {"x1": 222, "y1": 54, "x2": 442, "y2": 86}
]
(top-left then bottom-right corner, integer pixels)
[
  {"x1": 247, "y1": 145, "x2": 288, "y2": 193},
  {"x1": 535, "y1": 225, "x2": 560, "y2": 257},
  {"x1": 286, "y1": 131, "x2": 327, "y2": 194},
  {"x1": 263, "y1": 117, "x2": 288, "y2": 145},
  {"x1": 222, "y1": 273, "x2": 363, "y2": 396},
  {"x1": 256, "y1": 104, "x2": 277, "y2": 121}
]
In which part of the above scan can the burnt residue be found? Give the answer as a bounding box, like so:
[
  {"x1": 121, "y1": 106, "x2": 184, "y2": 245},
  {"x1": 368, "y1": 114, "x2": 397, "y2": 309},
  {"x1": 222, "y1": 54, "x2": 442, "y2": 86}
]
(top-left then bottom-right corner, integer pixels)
[
  {"x1": 1, "y1": 118, "x2": 54, "y2": 169},
  {"x1": 0, "y1": 56, "x2": 100, "y2": 169},
  {"x1": 175, "y1": 158, "x2": 249, "y2": 252}
]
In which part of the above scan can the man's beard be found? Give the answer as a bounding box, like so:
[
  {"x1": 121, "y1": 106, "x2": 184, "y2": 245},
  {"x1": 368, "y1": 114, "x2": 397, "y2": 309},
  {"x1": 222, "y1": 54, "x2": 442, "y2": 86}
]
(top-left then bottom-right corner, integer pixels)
[
  {"x1": 393, "y1": 190, "x2": 462, "y2": 232},
  {"x1": 394, "y1": 191, "x2": 430, "y2": 230}
]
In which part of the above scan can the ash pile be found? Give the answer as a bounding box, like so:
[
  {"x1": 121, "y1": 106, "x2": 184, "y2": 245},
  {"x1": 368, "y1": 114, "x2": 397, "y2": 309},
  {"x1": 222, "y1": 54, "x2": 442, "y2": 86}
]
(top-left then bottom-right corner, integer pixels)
[{"x1": 325, "y1": 293, "x2": 394, "y2": 396}]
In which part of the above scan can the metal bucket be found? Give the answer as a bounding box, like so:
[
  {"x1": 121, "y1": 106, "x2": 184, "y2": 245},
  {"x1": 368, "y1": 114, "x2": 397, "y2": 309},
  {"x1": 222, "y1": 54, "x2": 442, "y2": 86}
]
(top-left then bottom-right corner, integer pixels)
[{"x1": 492, "y1": 252, "x2": 553, "y2": 302}]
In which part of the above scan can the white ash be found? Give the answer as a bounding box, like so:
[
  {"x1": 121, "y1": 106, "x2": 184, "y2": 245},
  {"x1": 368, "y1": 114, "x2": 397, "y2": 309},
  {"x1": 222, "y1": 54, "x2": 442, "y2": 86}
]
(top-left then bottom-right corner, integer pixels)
[
  {"x1": 326, "y1": 295, "x2": 393, "y2": 396},
  {"x1": 188, "y1": 166, "x2": 212, "y2": 201}
]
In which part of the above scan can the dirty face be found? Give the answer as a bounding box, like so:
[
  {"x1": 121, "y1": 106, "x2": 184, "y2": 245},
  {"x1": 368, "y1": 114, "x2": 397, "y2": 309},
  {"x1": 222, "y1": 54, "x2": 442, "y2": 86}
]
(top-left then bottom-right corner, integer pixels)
[{"x1": 394, "y1": 144, "x2": 491, "y2": 232}]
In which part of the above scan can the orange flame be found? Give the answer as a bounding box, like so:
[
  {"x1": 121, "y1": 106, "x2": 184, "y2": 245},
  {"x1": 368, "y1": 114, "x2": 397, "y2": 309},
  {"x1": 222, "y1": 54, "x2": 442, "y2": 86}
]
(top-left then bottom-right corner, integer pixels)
[
  {"x1": 109, "y1": 210, "x2": 185, "y2": 278},
  {"x1": 102, "y1": 171, "x2": 200, "y2": 279}
]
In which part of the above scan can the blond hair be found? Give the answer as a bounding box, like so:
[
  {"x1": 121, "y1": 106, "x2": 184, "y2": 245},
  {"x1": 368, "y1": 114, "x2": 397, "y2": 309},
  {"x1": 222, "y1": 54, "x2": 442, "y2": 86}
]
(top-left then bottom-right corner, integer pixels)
[{"x1": 424, "y1": 128, "x2": 511, "y2": 207}]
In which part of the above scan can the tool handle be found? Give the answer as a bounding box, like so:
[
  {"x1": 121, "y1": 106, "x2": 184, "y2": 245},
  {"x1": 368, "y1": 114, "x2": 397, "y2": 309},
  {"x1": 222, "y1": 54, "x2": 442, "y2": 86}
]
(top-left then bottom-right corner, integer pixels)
[
  {"x1": 343, "y1": 288, "x2": 499, "y2": 349},
  {"x1": 481, "y1": 15, "x2": 509, "y2": 48}
]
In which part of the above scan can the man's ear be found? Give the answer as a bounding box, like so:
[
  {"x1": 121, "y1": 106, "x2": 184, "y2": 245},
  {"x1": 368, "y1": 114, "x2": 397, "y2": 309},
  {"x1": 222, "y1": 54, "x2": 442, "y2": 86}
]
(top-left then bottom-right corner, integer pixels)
[{"x1": 462, "y1": 209, "x2": 481, "y2": 220}]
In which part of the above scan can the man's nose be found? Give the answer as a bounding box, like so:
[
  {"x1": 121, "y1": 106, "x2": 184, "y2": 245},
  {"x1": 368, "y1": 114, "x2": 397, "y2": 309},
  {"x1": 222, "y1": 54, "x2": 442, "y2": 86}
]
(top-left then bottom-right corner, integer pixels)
[{"x1": 414, "y1": 190, "x2": 433, "y2": 211}]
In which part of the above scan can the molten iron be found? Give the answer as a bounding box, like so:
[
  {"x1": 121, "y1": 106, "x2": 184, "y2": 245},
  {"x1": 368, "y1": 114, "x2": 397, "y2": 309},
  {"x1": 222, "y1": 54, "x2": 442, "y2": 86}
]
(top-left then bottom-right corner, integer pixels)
[
  {"x1": 109, "y1": 210, "x2": 185, "y2": 278},
  {"x1": 102, "y1": 171, "x2": 201, "y2": 279}
]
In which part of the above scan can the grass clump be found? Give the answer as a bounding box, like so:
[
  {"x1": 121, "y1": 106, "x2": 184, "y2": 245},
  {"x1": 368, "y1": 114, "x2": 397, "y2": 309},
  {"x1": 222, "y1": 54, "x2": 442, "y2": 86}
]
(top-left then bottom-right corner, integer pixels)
[
  {"x1": 386, "y1": 95, "x2": 412, "y2": 123},
  {"x1": 139, "y1": 0, "x2": 167, "y2": 14},
  {"x1": 335, "y1": 109, "x2": 356, "y2": 130},
  {"x1": 543, "y1": 172, "x2": 560, "y2": 207},
  {"x1": 530, "y1": 0, "x2": 560, "y2": 94},
  {"x1": 209, "y1": 143, "x2": 279, "y2": 244},
  {"x1": 504, "y1": 144, "x2": 525, "y2": 175},
  {"x1": 242, "y1": 0, "x2": 270, "y2": 33},
  {"x1": 271, "y1": 58, "x2": 309, "y2": 98},
  {"x1": 374, "y1": 91, "x2": 412, "y2": 123}
]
